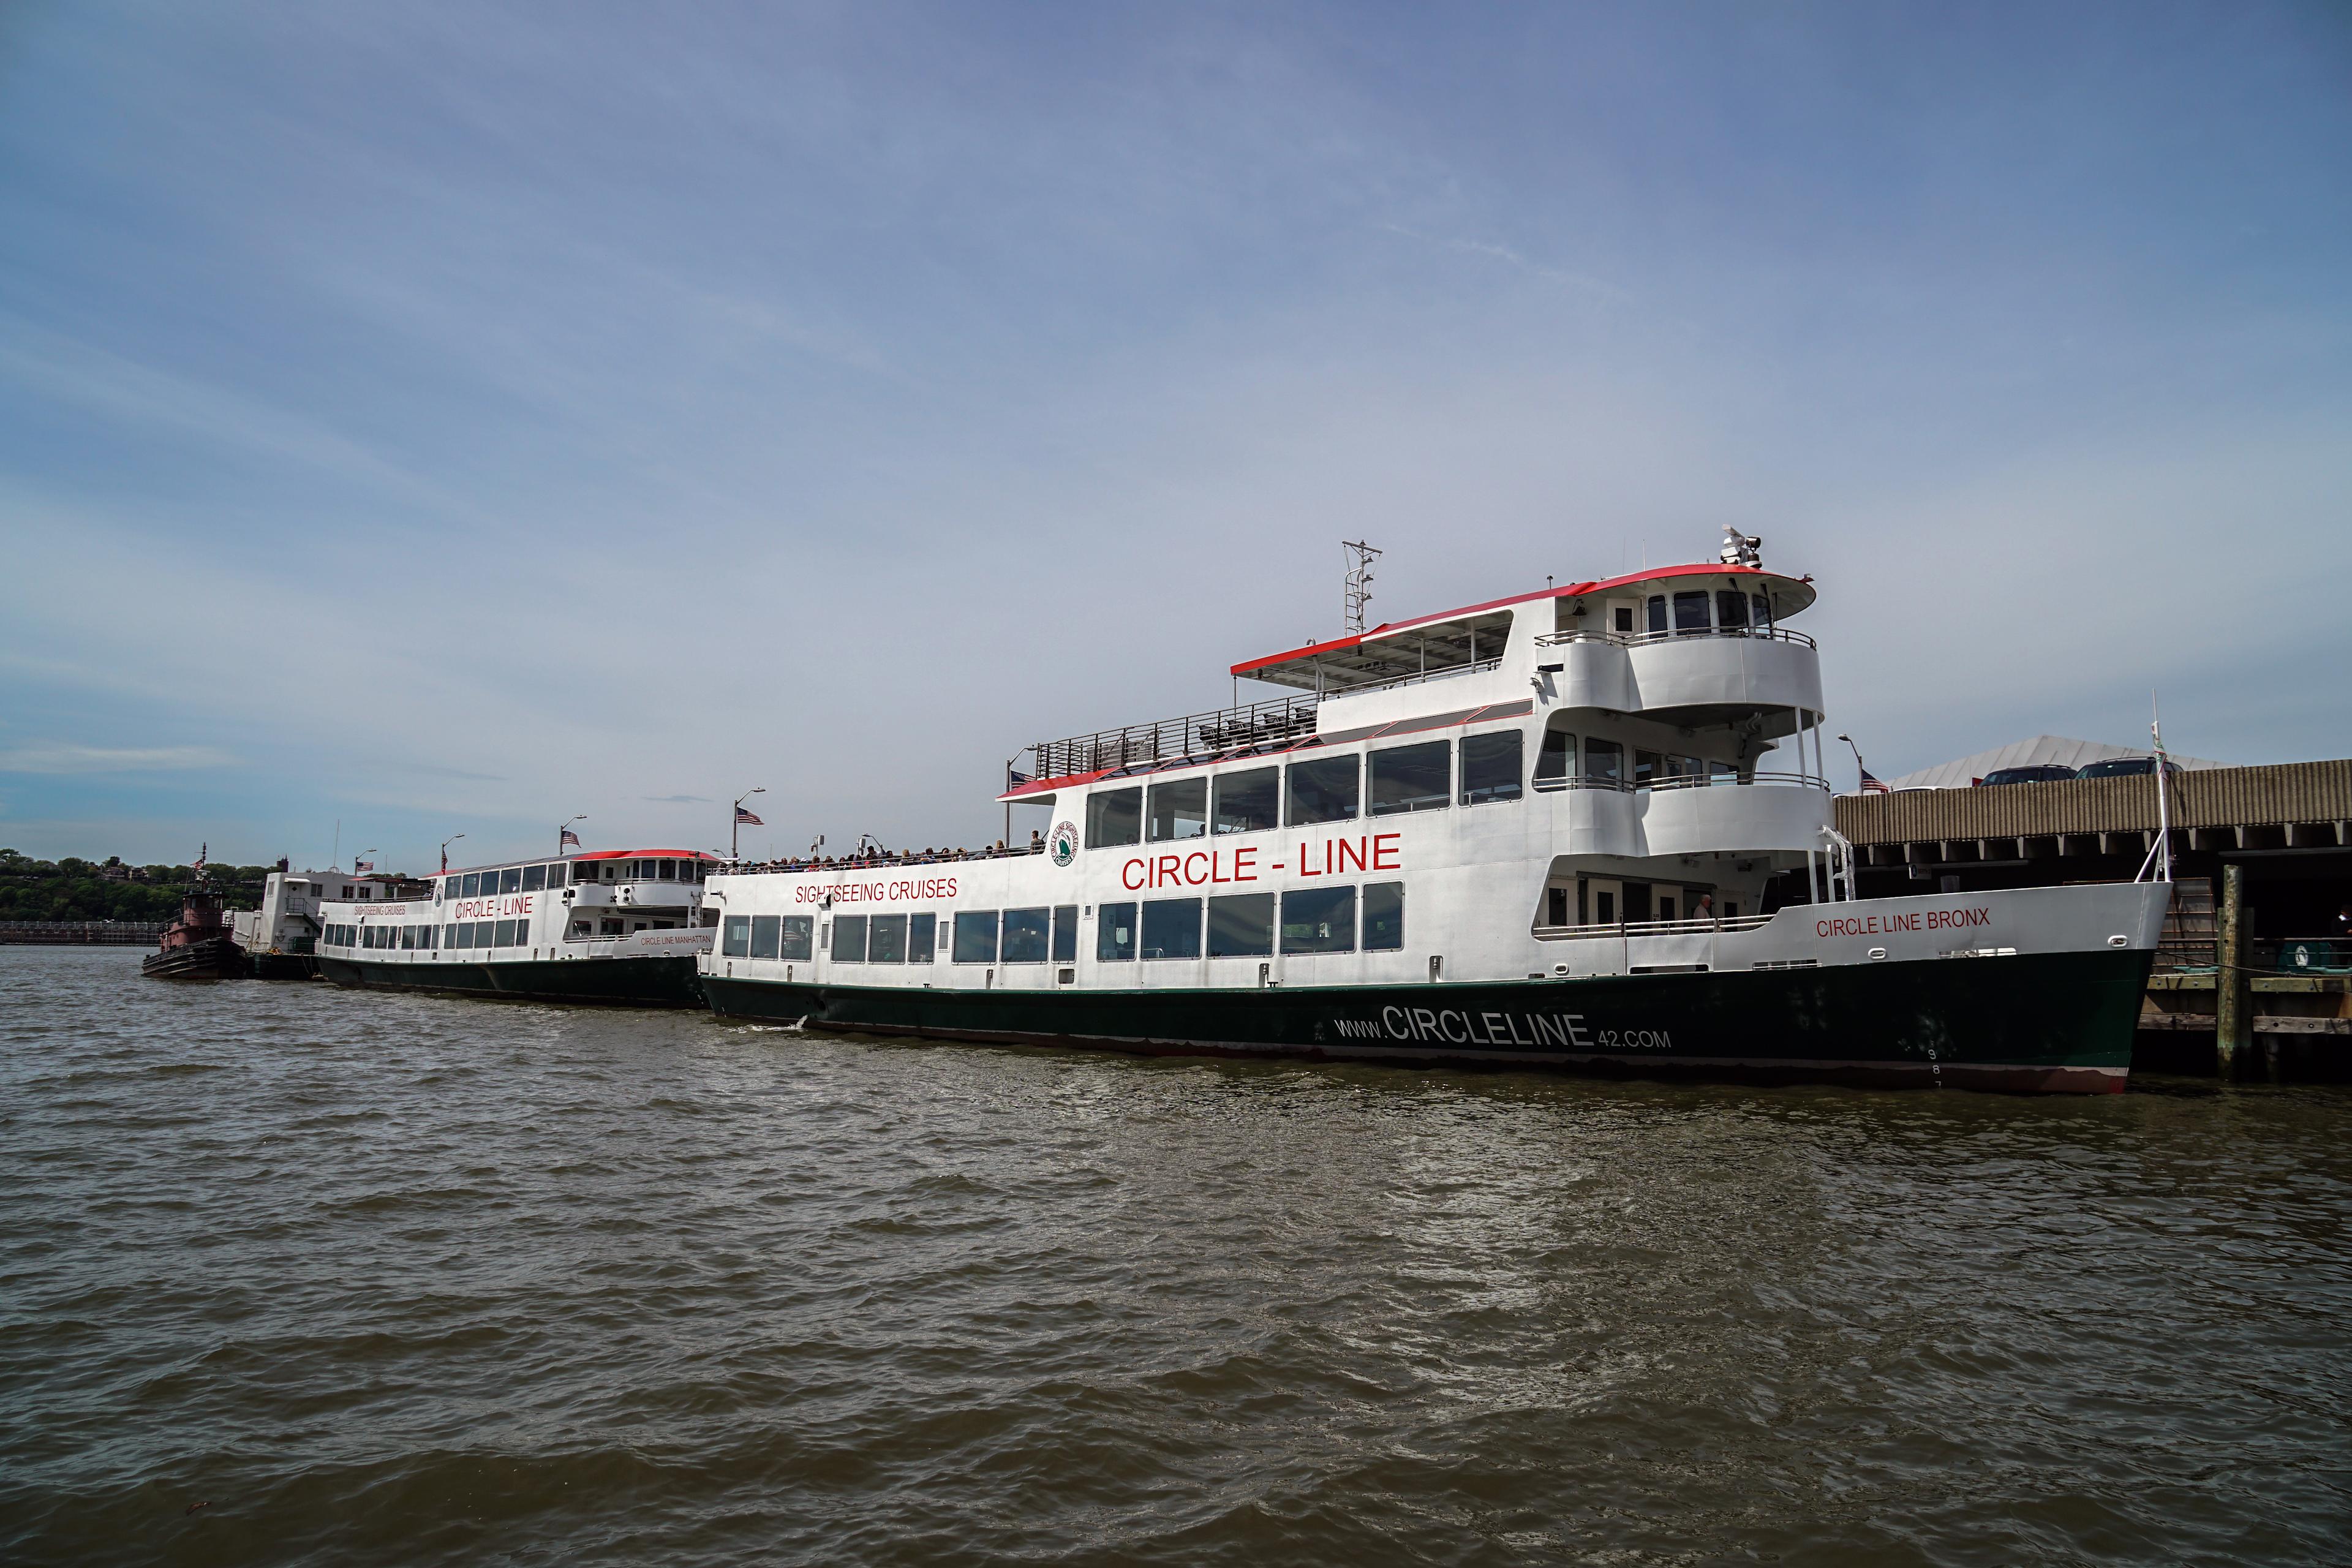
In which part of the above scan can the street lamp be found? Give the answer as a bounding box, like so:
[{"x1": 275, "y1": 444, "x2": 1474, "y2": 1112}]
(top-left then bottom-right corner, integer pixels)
[
  {"x1": 559, "y1": 816, "x2": 586, "y2": 856},
  {"x1": 732, "y1": 787, "x2": 766, "y2": 862},
  {"x1": 439, "y1": 832, "x2": 466, "y2": 875},
  {"x1": 1834, "y1": 734, "x2": 1869, "y2": 794}
]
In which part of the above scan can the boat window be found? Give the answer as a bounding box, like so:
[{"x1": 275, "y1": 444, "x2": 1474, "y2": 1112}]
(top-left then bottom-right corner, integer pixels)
[
  {"x1": 1052, "y1": 905, "x2": 1078, "y2": 963},
  {"x1": 1368, "y1": 740, "x2": 1449, "y2": 817},
  {"x1": 748, "y1": 914, "x2": 779, "y2": 959},
  {"x1": 1646, "y1": 595, "x2": 1667, "y2": 634},
  {"x1": 496, "y1": 919, "x2": 518, "y2": 947},
  {"x1": 1716, "y1": 590, "x2": 1748, "y2": 630},
  {"x1": 1207, "y1": 892, "x2": 1274, "y2": 957},
  {"x1": 870, "y1": 913, "x2": 908, "y2": 963},
  {"x1": 1635, "y1": 750, "x2": 1662, "y2": 787},
  {"x1": 1097, "y1": 902, "x2": 1137, "y2": 961},
  {"x1": 1461, "y1": 730, "x2": 1523, "y2": 804},
  {"x1": 1147, "y1": 777, "x2": 1208, "y2": 842},
  {"x1": 1363, "y1": 883, "x2": 1404, "y2": 951},
  {"x1": 1594, "y1": 888, "x2": 1617, "y2": 924},
  {"x1": 659, "y1": 860, "x2": 678, "y2": 881},
  {"x1": 953, "y1": 911, "x2": 999, "y2": 964},
  {"x1": 1281, "y1": 887, "x2": 1356, "y2": 954},
  {"x1": 399, "y1": 927, "x2": 415, "y2": 950},
  {"x1": 833, "y1": 914, "x2": 868, "y2": 962},
  {"x1": 521, "y1": 864, "x2": 546, "y2": 892},
  {"x1": 1613, "y1": 604, "x2": 1635, "y2": 635},
  {"x1": 499, "y1": 867, "x2": 523, "y2": 894},
  {"x1": 1286, "y1": 756, "x2": 1359, "y2": 826},
  {"x1": 1002, "y1": 907, "x2": 1050, "y2": 962},
  {"x1": 1751, "y1": 594, "x2": 1773, "y2": 631},
  {"x1": 1710, "y1": 760, "x2": 1740, "y2": 783},
  {"x1": 1534, "y1": 718, "x2": 1574, "y2": 785},
  {"x1": 546, "y1": 863, "x2": 569, "y2": 886},
  {"x1": 1087, "y1": 787, "x2": 1142, "y2": 849},
  {"x1": 1673, "y1": 591, "x2": 1709, "y2": 635},
  {"x1": 1140, "y1": 897, "x2": 1202, "y2": 959},
  {"x1": 782, "y1": 916, "x2": 815, "y2": 961},
  {"x1": 1585, "y1": 737, "x2": 1624, "y2": 784},
  {"x1": 461, "y1": 873, "x2": 483, "y2": 899},
  {"x1": 906, "y1": 913, "x2": 934, "y2": 963},
  {"x1": 1212, "y1": 767, "x2": 1280, "y2": 835},
  {"x1": 722, "y1": 916, "x2": 751, "y2": 957}
]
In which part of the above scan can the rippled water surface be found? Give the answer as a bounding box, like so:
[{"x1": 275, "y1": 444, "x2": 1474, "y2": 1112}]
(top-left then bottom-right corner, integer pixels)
[{"x1": 3, "y1": 948, "x2": 2349, "y2": 1565}]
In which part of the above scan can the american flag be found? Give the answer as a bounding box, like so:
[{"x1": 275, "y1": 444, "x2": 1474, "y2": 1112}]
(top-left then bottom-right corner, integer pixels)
[
  {"x1": 560, "y1": 827, "x2": 582, "y2": 849},
  {"x1": 734, "y1": 805, "x2": 764, "y2": 826},
  {"x1": 1860, "y1": 767, "x2": 1890, "y2": 794},
  {"x1": 353, "y1": 858, "x2": 374, "y2": 872}
]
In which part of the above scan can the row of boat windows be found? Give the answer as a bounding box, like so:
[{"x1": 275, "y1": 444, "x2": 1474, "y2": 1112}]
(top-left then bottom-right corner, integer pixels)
[
  {"x1": 1088, "y1": 736, "x2": 1521, "y2": 846},
  {"x1": 323, "y1": 918, "x2": 684, "y2": 951},
  {"x1": 439, "y1": 859, "x2": 706, "y2": 898},
  {"x1": 720, "y1": 884, "x2": 1405, "y2": 965},
  {"x1": 1599, "y1": 590, "x2": 1774, "y2": 636},
  {"x1": 1534, "y1": 729, "x2": 1739, "y2": 786}
]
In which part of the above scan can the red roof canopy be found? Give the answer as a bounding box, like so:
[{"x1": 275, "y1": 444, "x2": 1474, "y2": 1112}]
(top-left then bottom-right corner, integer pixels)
[{"x1": 1232, "y1": 562, "x2": 1815, "y2": 685}]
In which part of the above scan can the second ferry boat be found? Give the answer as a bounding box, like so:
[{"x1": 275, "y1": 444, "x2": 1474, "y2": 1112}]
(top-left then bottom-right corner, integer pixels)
[
  {"x1": 317, "y1": 848, "x2": 718, "y2": 1006},
  {"x1": 698, "y1": 538, "x2": 2169, "y2": 1091}
]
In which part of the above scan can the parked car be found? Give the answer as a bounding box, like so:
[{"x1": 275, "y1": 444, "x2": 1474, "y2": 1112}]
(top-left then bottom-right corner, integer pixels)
[
  {"x1": 2076, "y1": 756, "x2": 2184, "y2": 779},
  {"x1": 1978, "y1": 764, "x2": 2078, "y2": 786}
]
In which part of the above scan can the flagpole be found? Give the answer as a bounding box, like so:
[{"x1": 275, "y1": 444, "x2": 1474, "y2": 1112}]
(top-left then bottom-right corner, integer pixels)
[
  {"x1": 733, "y1": 787, "x2": 766, "y2": 862},
  {"x1": 559, "y1": 815, "x2": 586, "y2": 858}
]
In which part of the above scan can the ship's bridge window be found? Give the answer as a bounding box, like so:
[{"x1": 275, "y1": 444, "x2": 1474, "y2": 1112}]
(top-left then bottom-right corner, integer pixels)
[
  {"x1": 1286, "y1": 755, "x2": 1359, "y2": 826},
  {"x1": 1715, "y1": 590, "x2": 1749, "y2": 630},
  {"x1": 1673, "y1": 592, "x2": 1710, "y2": 635},
  {"x1": 1369, "y1": 740, "x2": 1449, "y2": 816},
  {"x1": 1752, "y1": 594, "x2": 1773, "y2": 631},
  {"x1": 657, "y1": 860, "x2": 676, "y2": 881},
  {"x1": 1212, "y1": 767, "x2": 1279, "y2": 835},
  {"x1": 1461, "y1": 729, "x2": 1524, "y2": 804},
  {"x1": 1534, "y1": 717, "x2": 1575, "y2": 785},
  {"x1": 1087, "y1": 788, "x2": 1142, "y2": 849},
  {"x1": 521, "y1": 864, "x2": 546, "y2": 892},
  {"x1": 1646, "y1": 595, "x2": 1667, "y2": 635},
  {"x1": 1147, "y1": 778, "x2": 1208, "y2": 842},
  {"x1": 499, "y1": 867, "x2": 522, "y2": 894}
]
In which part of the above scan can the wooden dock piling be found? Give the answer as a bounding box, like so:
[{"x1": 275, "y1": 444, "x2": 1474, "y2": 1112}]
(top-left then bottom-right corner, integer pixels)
[{"x1": 2217, "y1": 863, "x2": 2250, "y2": 1076}]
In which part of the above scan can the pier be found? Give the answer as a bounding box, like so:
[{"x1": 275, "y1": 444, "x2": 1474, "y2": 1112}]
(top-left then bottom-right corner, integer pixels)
[
  {"x1": 1836, "y1": 760, "x2": 2352, "y2": 1079},
  {"x1": 0, "y1": 920, "x2": 168, "y2": 946}
]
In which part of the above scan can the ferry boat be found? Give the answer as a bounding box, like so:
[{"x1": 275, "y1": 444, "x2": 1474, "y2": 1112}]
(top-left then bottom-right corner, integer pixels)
[
  {"x1": 698, "y1": 538, "x2": 2169, "y2": 1092},
  {"x1": 227, "y1": 864, "x2": 387, "y2": 979},
  {"x1": 316, "y1": 849, "x2": 719, "y2": 1006}
]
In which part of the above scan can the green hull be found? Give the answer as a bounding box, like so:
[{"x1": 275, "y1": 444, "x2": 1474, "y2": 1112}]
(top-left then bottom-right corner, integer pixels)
[
  {"x1": 701, "y1": 949, "x2": 2154, "y2": 1093},
  {"x1": 318, "y1": 954, "x2": 704, "y2": 1008}
]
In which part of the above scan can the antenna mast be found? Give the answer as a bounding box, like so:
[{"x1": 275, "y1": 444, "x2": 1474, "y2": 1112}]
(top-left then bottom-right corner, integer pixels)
[{"x1": 1342, "y1": 540, "x2": 1382, "y2": 634}]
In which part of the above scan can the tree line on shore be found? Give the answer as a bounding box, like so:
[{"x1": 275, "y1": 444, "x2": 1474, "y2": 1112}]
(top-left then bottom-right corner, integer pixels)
[{"x1": 0, "y1": 850, "x2": 273, "y2": 922}]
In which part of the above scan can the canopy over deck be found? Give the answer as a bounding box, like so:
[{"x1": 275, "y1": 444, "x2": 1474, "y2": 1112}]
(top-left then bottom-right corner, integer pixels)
[{"x1": 1232, "y1": 563, "x2": 1816, "y2": 693}]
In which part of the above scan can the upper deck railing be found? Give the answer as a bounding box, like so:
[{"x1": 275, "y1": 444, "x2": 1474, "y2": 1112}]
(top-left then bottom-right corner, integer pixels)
[
  {"x1": 1532, "y1": 625, "x2": 1817, "y2": 651},
  {"x1": 1531, "y1": 769, "x2": 1830, "y2": 794}
]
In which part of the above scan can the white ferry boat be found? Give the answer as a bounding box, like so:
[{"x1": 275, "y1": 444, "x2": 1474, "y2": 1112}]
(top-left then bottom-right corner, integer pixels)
[
  {"x1": 698, "y1": 541, "x2": 2168, "y2": 1091},
  {"x1": 228, "y1": 865, "x2": 392, "y2": 979},
  {"x1": 317, "y1": 849, "x2": 718, "y2": 1006}
]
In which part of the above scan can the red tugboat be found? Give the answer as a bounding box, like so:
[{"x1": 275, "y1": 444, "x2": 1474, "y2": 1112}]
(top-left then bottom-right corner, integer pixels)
[{"x1": 141, "y1": 846, "x2": 252, "y2": 981}]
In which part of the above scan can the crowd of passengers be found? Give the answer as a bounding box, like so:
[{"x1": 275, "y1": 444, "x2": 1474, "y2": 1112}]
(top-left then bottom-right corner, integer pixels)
[{"x1": 734, "y1": 836, "x2": 1051, "y2": 874}]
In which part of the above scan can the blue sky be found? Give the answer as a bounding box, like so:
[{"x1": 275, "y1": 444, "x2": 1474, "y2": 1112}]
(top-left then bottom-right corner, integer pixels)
[{"x1": 2, "y1": 1, "x2": 2346, "y2": 871}]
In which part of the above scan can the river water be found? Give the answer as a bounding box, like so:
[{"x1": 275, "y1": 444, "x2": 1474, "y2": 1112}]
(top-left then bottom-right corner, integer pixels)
[{"x1": 2, "y1": 948, "x2": 2347, "y2": 1566}]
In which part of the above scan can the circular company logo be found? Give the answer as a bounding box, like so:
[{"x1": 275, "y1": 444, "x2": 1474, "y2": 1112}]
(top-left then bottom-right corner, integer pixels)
[{"x1": 1049, "y1": 820, "x2": 1079, "y2": 867}]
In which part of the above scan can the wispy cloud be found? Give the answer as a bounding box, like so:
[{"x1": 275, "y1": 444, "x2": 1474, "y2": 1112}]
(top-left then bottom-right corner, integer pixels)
[{"x1": 0, "y1": 743, "x2": 237, "y2": 774}]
